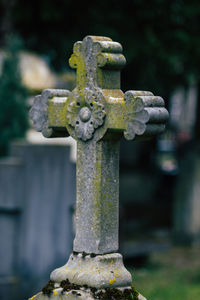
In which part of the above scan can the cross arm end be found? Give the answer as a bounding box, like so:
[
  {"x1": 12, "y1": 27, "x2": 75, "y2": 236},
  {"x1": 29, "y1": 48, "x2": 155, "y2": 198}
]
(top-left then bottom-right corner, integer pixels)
[
  {"x1": 29, "y1": 89, "x2": 70, "y2": 138},
  {"x1": 123, "y1": 90, "x2": 169, "y2": 141}
]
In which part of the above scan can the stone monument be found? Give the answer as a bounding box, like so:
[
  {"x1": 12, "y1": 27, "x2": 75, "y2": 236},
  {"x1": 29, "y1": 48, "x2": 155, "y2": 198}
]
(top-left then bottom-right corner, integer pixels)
[{"x1": 29, "y1": 36, "x2": 169, "y2": 300}]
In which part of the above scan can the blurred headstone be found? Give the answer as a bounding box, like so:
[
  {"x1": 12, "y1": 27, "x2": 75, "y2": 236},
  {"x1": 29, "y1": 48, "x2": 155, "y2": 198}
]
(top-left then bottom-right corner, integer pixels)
[
  {"x1": 0, "y1": 51, "x2": 76, "y2": 93},
  {"x1": 170, "y1": 83, "x2": 200, "y2": 245},
  {"x1": 0, "y1": 141, "x2": 76, "y2": 300},
  {"x1": 0, "y1": 157, "x2": 23, "y2": 300},
  {"x1": 173, "y1": 144, "x2": 200, "y2": 245}
]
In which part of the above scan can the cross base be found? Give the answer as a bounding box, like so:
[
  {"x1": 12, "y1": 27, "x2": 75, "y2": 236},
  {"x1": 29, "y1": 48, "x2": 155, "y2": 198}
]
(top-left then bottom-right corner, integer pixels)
[
  {"x1": 29, "y1": 253, "x2": 147, "y2": 299},
  {"x1": 50, "y1": 253, "x2": 131, "y2": 288},
  {"x1": 29, "y1": 286, "x2": 147, "y2": 300}
]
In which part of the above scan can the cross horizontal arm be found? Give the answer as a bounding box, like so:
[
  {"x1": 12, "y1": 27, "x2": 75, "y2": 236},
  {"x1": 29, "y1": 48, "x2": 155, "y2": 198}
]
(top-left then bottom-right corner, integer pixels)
[
  {"x1": 29, "y1": 89, "x2": 70, "y2": 138},
  {"x1": 101, "y1": 89, "x2": 169, "y2": 140},
  {"x1": 48, "y1": 97, "x2": 68, "y2": 128}
]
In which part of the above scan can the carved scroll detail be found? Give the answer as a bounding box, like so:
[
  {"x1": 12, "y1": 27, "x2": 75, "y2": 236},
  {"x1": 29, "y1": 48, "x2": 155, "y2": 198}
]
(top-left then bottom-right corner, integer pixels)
[{"x1": 124, "y1": 90, "x2": 169, "y2": 140}]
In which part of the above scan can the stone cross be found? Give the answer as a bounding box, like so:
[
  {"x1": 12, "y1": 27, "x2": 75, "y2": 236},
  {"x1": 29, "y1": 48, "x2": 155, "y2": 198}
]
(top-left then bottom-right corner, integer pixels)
[{"x1": 29, "y1": 36, "x2": 168, "y2": 299}]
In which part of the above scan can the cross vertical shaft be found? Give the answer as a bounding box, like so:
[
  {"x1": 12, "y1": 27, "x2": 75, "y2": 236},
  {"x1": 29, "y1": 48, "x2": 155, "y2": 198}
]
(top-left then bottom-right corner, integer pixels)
[{"x1": 75, "y1": 138, "x2": 120, "y2": 254}]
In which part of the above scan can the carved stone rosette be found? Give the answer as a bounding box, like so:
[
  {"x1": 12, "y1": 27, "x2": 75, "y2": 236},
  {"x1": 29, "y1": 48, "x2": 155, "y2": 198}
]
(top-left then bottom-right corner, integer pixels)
[{"x1": 66, "y1": 87, "x2": 106, "y2": 141}]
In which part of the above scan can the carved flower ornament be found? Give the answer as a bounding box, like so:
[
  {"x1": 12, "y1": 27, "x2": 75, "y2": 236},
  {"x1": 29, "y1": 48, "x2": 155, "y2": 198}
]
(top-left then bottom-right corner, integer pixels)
[{"x1": 66, "y1": 88, "x2": 106, "y2": 141}]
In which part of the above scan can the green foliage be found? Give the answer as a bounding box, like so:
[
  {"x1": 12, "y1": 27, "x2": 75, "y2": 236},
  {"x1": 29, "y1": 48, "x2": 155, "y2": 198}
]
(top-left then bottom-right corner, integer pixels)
[
  {"x1": 0, "y1": 35, "x2": 29, "y2": 156},
  {"x1": 130, "y1": 247, "x2": 200, "y2": 300}
]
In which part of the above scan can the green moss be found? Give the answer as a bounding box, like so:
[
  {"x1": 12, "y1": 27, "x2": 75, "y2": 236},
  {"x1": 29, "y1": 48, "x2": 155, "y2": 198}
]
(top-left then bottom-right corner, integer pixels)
[
  {"x1": 69, "y1": 51, "x2": 87, "y2": 90},
  {"x1": 94, "y1": 286, "x2": 139, "y2": 299},
  {"x1": 42, "y1": 279, "x2": 139, "y2": 299},
  {"x1": 42, "y1": 280, "x2": 54, "y2": 295}
]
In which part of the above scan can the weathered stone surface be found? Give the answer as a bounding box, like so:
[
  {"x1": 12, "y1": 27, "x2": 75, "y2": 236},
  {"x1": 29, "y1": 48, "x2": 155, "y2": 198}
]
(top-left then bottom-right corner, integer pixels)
[
  {"x1": 50, "y1": 253, "x2": 131, "y2": 288},
  {"x1": 30, "y1": 36, "x2": 168, "y2": 143},
  {"x1": 124, "y1": 91, "x2": 169, "y2": 140},
  {"x1": 74, "y1": 139, "x2": 120, "y2": 254},
  {"x1": 66, "y1": 87, "x2": 106, "y2": 141},
  {"x1": 29, "y1": 89, "x2": 70, "y2": 138},
  {"x1": 29, "y1": 35, "x2": 169, "y2": 299}
]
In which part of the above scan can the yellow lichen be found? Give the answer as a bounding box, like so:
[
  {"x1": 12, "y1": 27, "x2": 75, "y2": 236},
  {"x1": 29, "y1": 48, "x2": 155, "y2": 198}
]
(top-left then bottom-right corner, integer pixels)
[
  {"x1": 53, "y1": 290, "x2": 59, "y2": 295},
  {"x1": 109, "y1": 277, "x2": 116, "y2": 285},
  {"x1": 29, "y1": 294, "x2": 38, "y2": 300},
  {"x1": 113, "y1": 268, "x2": 120, "y2": 278}
]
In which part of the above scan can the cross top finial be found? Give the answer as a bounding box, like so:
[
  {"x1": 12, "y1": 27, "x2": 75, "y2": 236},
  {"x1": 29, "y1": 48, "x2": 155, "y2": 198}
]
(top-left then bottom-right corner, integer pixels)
[{"x1": 69, "y1": 36, "x2": 126, "y2": 90}]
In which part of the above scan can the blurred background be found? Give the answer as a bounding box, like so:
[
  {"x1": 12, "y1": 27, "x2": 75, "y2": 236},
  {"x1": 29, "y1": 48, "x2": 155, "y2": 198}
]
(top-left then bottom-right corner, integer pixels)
[{"x1": 0, "y1": 0, "x2": 200, "y2": 299}]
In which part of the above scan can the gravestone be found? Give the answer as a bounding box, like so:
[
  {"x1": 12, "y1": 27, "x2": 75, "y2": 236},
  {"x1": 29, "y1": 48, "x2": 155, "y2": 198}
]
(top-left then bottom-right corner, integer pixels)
[
  {"x1": 29, "y1": 36, "x2": 168, "y2": 299},
  {"x1": 10, "y1": 142, "x2": 76, "y2": 298},
  {"x1": 173, "y1": 144, "x2": 200, "y2": 245},
  {"x1": 0, "y1": 142, "x2": 76, "y2": 300},
  {"x1": 0, "y1": 157, "x2": 23, "y2": 300}
]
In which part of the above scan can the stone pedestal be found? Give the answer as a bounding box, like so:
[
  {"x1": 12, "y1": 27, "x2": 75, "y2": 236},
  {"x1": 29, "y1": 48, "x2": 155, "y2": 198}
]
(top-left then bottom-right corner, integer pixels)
[
  {"x1": 29, "y1": 253, "x2": 147, "y2": 299},
  {"x1": 50, "y1": 253, "x2": 131, "y2": 288}
]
